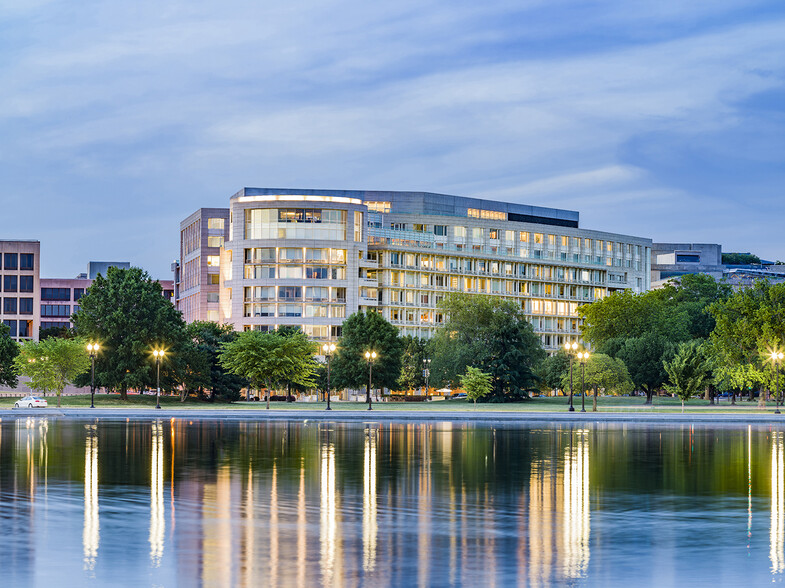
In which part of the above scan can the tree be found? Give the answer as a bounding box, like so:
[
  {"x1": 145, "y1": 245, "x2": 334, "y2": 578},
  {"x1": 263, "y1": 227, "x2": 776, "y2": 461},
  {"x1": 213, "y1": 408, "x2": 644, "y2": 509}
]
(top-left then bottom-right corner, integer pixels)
[
  {"x1": 0, "y1": 323, "x2": 19, "y2": 388},
  {"x1": 218, "y1": 329, "x2": 317, "y2": 409},
  {"x1": 615, "y1": 333, "x2": 674, "y2": 405},
  {"x1": 431, "y1": 294, "x2": 544, "y2": 401},
  {"x1": 722, "y1": 252, "x2": 760, "y2": 265},
  {"x1": 182, "y1": 321, "x2": 245, "y2": 401},
  {"x1": 72, "y1": 266, "x2": 188, "y2": 400},
  {"x1": 397, "y1": 335, "x2": 428, "y2": 392},
  {"x1": 708, "y1": 280, "x2": 785, "y2": 404},
  {"x1": 664, "y1": 341, "x2": 710, "y2": 412},
  {"x1": 460, "y1": 367, "x2": 492, "y2": 405},
  {"x1": 331, "y1": 311, "x2": 403, "y2": 394},
  {"x1": 536, "y1": 351, "x2": 570, "y2": 396},
  {"x1": 14, "y1": 338, "x2": 91, "y2": 407},
  {"x1": 560, "y1": 353, "x2": 633, "y2": 410}
]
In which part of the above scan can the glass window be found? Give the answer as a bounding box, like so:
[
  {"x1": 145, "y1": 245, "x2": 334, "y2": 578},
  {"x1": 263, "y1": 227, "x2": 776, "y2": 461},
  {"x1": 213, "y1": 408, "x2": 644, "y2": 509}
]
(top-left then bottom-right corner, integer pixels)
[
  {"x1": 3, "y1": 320, "x2": 16, "y2": 337},
  {"x1": 3, "y1": 298, "x2": 17, "y2": 313},
  {"x1": 504, "y1": 230, "x2": 514, "y2": 242},
  {"x1": 207, "y1": 293, "x2": 219, "y2": 303},
  {"x1": 365, "y1": 201, "x2": 391, "y2": 213},
  {"x1": 19, "y1": 276, "x2": 34, "y2": 293},
  {"x1": 41, "y1": 304, "x2": 70, "y2": 317},
  {"x1": 489, "y1": 229, "x2": 499, "y2": 240},
  {"x1": 534, "y1": 233, "x2": 543, "y2": 244},
  {"x1": 207, "y1": 256, "x2": 220, "y2": 267},
  {"x1": 520, "y1": 232, "x2": 529, "y2": 243},
  {"x1": 354, "y1": 211, "x2": 363, "y2": 242},
  {"x1": 19, "y1": 254, "x2": 34, "y2": 270},
  {"x1": 208, "y1": 218, "x2": 225, "y2": 229},
  {"x1": 207, "y1": 236, "x2": 224, "y2": 248},
  {"x1": 19, "y1": 298, "x2": 33, "y2": 314},
  {"x1": 279, "y1": 248, "x2": 304, "y2": 262},
  {"x1": 279, "y1": 265, "x2": 303, "y2": 279},
  {"x1": 73, "y1": 288, "x2": 84, "y2": 300},
  {"x1": 305, "y1": 287, "x2": 329, "y2": 301},
  {"x1": 454, "y1": 226, "x2": 466, "y2": 238},
  {"x1": 41, "y1": 287, "x2": 69, "y2": 300},
  {"x1": 433, "y1": 225, "x2": 447, "y2": 236},
  {"x1": 244, "y1": 265, "x2": 276, "y2": 279},
  {"x1": 471, "y1": 228, "x2": 483, "y2": 240},
  {"x1": 413, "y1": 224, "x2": 426, "y2": 233},
  {"x1": 304, "y1": 304, "x2": 328, "y2": 318},
  {"x1": 279, "y1": 304, "x2": 302, "y2": 317},
  {"x1": 305, "y1": 266, "x2": 329, "y2": 279},
  {"x1": 278, "y1": 286, "x2": 302, "y2": 300},
  {"x1": 210, "y1": 274, "x2": 220, "y2": 285},
  {"x1": 306, "y1": 248, "x2": 329, "y2": 262},
  {"x1": 4, "y1": 253, "x2": 17, "y2": 270},
  {"x1": 331, "y1": 249, "x2": 347, "y2": 264},
  {"x1": 3, "y1": 276, "x2": 18, "y2": 293}
]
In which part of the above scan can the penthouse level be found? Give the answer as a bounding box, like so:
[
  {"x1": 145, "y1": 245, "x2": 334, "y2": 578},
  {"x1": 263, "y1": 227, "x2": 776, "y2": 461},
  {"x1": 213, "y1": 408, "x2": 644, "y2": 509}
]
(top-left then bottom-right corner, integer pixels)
[{"x1": 175, "y1": 189, "x2": 652, "y2": 351}]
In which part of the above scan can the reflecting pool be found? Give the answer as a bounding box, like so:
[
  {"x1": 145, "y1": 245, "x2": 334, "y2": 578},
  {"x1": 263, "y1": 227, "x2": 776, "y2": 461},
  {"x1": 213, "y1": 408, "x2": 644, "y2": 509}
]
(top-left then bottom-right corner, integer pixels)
[{"x1": 2, "y1": 418, "x2": 785, "y2": 586}]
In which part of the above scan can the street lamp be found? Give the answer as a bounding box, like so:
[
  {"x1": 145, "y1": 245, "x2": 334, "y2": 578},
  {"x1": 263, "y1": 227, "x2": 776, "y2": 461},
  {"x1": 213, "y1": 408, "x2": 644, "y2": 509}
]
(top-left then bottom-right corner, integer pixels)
[
  {"x1": 772, "y1": 351, "x2": 784, "y2": 414},
  {"x1": 564, "y1": 341, "x2": 578, "y2": 412},
  {"x1": 152, "y1": 349, "x2": 165, "y2": 410},
  {"x1": 364, "y1": 350, "x2": 377, "y2": 411},
  {"x1": 577, "y1": 351, "x2": 590, "y2": 413},
  {"x1": 423, "y1": 358, "x2": 431, "y2": 397},
  {"x1": 322, "y1": 342, "x2": 336, "y2": 411},
  {"x1": 87, "y1": 343, "x2": 99, "y2": 409}
]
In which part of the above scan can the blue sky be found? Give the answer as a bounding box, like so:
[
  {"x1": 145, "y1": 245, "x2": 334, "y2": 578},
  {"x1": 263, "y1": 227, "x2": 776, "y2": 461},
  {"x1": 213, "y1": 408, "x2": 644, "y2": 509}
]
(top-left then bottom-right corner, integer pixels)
[{"x1": 2, "y1": 0, "x2": 784, "y2": 278}]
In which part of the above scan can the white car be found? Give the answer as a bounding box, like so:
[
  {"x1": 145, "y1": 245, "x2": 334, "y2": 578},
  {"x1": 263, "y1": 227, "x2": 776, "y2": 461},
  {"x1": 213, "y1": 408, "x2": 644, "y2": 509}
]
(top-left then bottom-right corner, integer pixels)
[{"x1": 14, "y1": 396, "x2": 48, "y2": 408}]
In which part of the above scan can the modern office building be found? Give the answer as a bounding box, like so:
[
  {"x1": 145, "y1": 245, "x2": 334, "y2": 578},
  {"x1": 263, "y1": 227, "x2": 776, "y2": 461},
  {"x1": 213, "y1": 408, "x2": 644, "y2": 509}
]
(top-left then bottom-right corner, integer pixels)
[
  {"x1": 0, "y1": 240, "x2": 40, "y2": 340},
  {"x1": 39, "y1": 276, "x2": 175, "y2": 332},
  {"x1": 176, "y1": 189, "x2": 652, "y2": 351}
]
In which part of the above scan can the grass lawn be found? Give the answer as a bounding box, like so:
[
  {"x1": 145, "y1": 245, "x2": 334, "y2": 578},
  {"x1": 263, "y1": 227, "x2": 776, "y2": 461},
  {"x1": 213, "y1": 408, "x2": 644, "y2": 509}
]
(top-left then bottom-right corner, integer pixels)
[{"x1": 1, "y1": 393, "x2": 778, "y2": 413}]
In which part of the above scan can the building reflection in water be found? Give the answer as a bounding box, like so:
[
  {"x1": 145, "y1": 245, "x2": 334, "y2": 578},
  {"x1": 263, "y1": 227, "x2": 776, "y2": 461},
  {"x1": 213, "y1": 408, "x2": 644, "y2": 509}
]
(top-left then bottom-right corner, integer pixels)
[
  {"x1": 528, "y1": 428, "x2": 590, "y2": 585},
  {"x1": 320, "y1": 435, "x2": 342, "y2": 585},
  {"x1": 771, "y1": 431, "x2": 784, "y2": 574},
  {"x1": 150, "y1": 421, "x2": 165, "y2": 567},
  {"x1": 363, "y1": 427, "x2": 378, "y2": 573},
  {"x1": 83, "y1": 424, "x2": 99, "y2": 571}
]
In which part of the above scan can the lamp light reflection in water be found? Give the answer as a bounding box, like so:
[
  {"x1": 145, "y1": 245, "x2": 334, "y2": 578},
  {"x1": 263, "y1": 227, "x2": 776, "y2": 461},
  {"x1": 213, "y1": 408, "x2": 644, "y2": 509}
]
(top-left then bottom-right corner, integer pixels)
[
  {"x1": 320, "y1": 440, "x2": 341, "y2": 585},
  {"x1": 772, "y1": 431, "x2": 784, "y2": 574},
  {"x1": 83, "y1": 425, "x2": 99, "y2": 572},
  {"x1": 563, "y1": 429, "x2": 590, "y2": 579},
  {"x1": 270, "y1": 463, "x2": 279, "y2": 586},
  {"x1": 150, "y1": 421, "x2": 165, "y2": 567},
  {"x1": 363, "y1": 427, "x2": 378, "y2": 572},
  {"x1": 297, "y1": 458, "x2": 307, "y2": 587}
]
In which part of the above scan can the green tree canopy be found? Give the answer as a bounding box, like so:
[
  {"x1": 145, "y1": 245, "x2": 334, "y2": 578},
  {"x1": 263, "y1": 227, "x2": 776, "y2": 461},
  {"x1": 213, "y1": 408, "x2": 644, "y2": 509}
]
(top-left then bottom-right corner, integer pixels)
[
  {"x1": 72, "y1": 266, "x2": 188, "y2": 400},
  {"x1": 182, "y1": 321, "x2": 246, "y2": 401},
  {"x1": 614, "y1": 333, "x2": 674, "y2": 404},
  {"x1": 722, "y1": 252, "x2": 760, "y2": 265},
  {"x1": 0, "y1": 323, "x2": 19, "y2": 388},
  {"x1": 460, "y1": 367, "x2": 492, "y2": 405},
  {"x1": 431, "y1": 294, "x2": 544, "y2": 401},
  {"x1": 397, "y1": 335, "x2": 428, "y2": 392},
  {"x1": 14, "y1": 337, "x2": 91, "y2": 407},
  {"x1": 218, "y1": 329, "x2": 317, "y2": 409},
  {"x1": 560, "y1": 353, "x2": 633, "y2": 398},
  {"x1": 536, "y1": 350, "x2": 570, "y2": 394},
  {"x1": 664, "y1": 340, "x2": 710, "y2": 412},
  {"x1": 331, "y1": 311, "x2": 403, "y2": 392}
]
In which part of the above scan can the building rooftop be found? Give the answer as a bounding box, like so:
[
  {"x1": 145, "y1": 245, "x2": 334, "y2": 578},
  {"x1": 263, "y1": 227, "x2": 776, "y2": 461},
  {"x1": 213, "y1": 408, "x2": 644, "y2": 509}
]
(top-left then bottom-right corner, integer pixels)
[{"x1": 230, "y1": 187, "x2": 580, "y2": 228}]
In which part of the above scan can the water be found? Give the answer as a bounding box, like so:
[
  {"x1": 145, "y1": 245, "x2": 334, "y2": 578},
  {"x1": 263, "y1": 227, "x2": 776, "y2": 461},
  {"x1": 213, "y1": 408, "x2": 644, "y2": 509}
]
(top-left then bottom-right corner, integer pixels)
[{"x1": 1, "y1": 417, "x2": 784, "y2": 586}]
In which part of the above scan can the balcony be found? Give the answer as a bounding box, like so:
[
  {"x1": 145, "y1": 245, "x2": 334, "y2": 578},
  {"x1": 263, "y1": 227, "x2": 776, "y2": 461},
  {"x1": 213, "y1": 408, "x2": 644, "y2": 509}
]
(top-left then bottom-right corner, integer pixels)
[
  {"x1": 359, "y1": 257, "x2": 379, "y2": 269},
  {"x1": 359, "y1": 296, "x2": 378, "y2": 306}
]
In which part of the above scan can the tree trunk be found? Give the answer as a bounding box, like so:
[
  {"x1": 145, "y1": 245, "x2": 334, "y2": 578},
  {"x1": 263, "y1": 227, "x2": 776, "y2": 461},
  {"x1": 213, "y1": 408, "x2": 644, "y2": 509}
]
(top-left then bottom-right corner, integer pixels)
[
  {"x1": 57, "y1": 389, "x2": 62, "y2": 408},
  {"x1": 758, "y1": 387, "x2": 766, "y2": 409},
  {"x1": 644, "y1": 387, "x2": 654, "y2": 405},
  {"x1": 265, "y1": 381, "x2": 271, "y2": 410},
  {"x1": 731, "y1": 390, "x2": 736, "y2": 405},
  {"x1": 681, "y1": 399, "x2": 684, "y2": 413},
  {"x1": 592, "y1": 385, "x2": 598, "y2": 412},
  {"x1": 120, "y1": 385, "x2": 127, "y2": 401}
]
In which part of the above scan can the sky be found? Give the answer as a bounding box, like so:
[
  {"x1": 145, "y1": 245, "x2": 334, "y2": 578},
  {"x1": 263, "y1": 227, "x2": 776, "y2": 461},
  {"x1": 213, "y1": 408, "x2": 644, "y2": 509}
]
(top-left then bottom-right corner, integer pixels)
[{"x1": 2, "y1": 0, "x2": 785, "y2": 279}]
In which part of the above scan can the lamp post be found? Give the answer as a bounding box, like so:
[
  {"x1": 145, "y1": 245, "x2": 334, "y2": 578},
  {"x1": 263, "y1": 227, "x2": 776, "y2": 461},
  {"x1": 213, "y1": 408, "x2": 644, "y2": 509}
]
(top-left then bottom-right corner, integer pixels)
[
  {"x1": 773, "y1": 351, "x2": 784, "y2": 414},
  {"x1": 423, "y1": 358, "x2": 431, "y2": 397},
  {"x1": 322, "y1": 342, "x2": 336, "y2": 411},
  {"x1": 153, "y1": 349, "x2": 165, "y2": 410},
  {"x1": 577, "y1": 351, "x2": 590, "y2": 413},
  {"x1": 87, "y1": 343, "x2": 99, "y2": 409},
  {"x1": 564, "y1": 341, "x2": 578, "y2": 412},
  {"x1": 364, "y1": 350, "x2": 377, "y2": 411}
]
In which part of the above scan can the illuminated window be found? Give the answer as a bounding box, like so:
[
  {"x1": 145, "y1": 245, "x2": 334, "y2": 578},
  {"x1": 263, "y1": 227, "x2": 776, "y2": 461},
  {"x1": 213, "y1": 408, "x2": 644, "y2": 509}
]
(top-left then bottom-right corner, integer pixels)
[
  {"x1": 207, "y1": 236, "x2": 223, "y2": 248},
  {"x1": 365, "y1": 201, "x2": 391, "y2": 213},
  {"x1": 520, "y1": 232, "x2": 529, "y2": 243},
  {"x1": 210, "y1": 274, "x2": 220, "y2": 285},
  {"x1": 354, "y1": 212, "x2": 363, "y2": 242},
  {"x1": 467, "y1": 208, "x2": 506, "y2": 220},
  {"x1": 208, "y1": 218, "x2": 224, "y2": 230},
  {"x1": 207, "y1": 256, "x2": 220, "y2": 267},
  {"x1": 561, "y1": 236, "x2": 568, "y2": 247},
  {"x1": 454, "y1": 226, "x2": 467, "y2": 238},
  {"x1": 471, "y1": 228, "x2": 483, "y2": 240},
  {"x1": 489, "y1": 229, "x2": 499, "y2": 240},
  {"x1": 534, "y1": 233, "x2": 543, "y2": 244}
]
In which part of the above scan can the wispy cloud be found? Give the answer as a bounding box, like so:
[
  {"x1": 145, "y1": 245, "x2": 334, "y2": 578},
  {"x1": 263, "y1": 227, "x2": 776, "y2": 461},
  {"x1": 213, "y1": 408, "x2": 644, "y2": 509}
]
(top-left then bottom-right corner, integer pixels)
[{"x1": 1, "y1": 0, "x2": 785, "y2": 276}]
